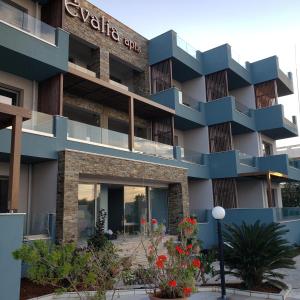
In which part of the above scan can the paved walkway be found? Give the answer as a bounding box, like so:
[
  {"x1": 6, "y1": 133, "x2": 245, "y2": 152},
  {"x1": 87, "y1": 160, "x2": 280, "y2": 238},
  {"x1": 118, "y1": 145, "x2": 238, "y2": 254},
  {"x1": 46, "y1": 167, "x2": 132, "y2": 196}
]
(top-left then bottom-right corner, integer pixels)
[{"x1": 283, "y1": 255, "x2": 300, "y2": 299}]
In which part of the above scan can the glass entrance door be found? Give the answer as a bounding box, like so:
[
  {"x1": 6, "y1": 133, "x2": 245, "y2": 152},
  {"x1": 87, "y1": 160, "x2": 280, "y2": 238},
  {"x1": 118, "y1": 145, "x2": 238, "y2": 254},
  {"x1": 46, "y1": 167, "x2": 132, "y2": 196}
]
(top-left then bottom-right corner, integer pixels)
[
  {"x1": 124, "y1": 186, "x2": 147, "y2": 234},
  {"x1": 78, "y1": 183, "x2": 100, "y2": 242}
]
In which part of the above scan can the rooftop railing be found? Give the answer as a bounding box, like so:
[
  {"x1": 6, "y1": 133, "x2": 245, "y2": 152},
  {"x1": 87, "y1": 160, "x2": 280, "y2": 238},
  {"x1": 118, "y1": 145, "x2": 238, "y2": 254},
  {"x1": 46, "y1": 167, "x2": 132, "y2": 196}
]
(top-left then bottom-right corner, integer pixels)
[
  {"x1": 176, "y1": 35, "x2": 198, "y2": 59},
  {"x1": 134, "y1": 136, "x2": 174, "y2": 159},
  {"x1": 0, "y1": 0, "x2": 56, "y2": 45}
]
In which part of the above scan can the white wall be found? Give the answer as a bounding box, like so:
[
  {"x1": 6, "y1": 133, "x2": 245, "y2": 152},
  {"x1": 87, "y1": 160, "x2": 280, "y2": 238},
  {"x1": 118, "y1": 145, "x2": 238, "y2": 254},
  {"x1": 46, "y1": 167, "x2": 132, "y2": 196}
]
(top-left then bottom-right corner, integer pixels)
[
  {"x1": 181, "y1": 77, "x2": 206, "y2": 102},
  {"x1": 237, "y1": 179, "x2": 266, "y2": 208},
  {"x1": 184, "y1": 127, "x2": 210, "y2": 153},
  {"x1": 230, "y1": 85, "x2": 256, "y2": 109},
  {"x1": 0, "y1": 70, "x2": 38, "y2": 110},
  {"x1": 233, "y1": 132, "x2": 261, "y2": 156},
  {"x1": 30, "y1": 161, "x2": 57, "y2": 235},
  {"x1": 188, "y1": 180, "x2": 213, "y2": 211}
]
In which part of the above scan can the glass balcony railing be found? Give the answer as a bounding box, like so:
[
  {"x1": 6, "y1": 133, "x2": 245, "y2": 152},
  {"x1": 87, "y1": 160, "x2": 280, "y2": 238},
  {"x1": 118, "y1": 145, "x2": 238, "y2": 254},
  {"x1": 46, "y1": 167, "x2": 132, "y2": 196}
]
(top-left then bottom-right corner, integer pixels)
[
  {"x1": 22, "y1": 111, "x2": 53, "y2": 135},
  {"x1": 181, "y1": 148, "x2": 205, "y2": 164},
  {"x1": 275, "y1": 207, "x2": 300, "y2": 222},
  {"x1": 0, "y1": 0, "x2": 56, "y2": 45},
  {"x1": 239, "y1": 152, "x2": 256, "y2": 167},
  {"x1": 176, "y1": 35, "x2": 197, "y2": 58},
  {"x1": 67, "y1": 120, "x2": 129, "y2": 150},
  {"x1": 234, "y1": 100, "x2": 251, "y2": 116},
  {"x1": 288, "y1": 158, "x2": 300, "y2": 169},
  {"x1": 134, "y1": 136, "x2": 174, "y2": 159},
  {"x1": 178, "y1": 91, "x2": 202, "y2": 111},
  {"x1": 231, "y1": 48, "x2": 247, "y2": 68},
  {"x1": 283, "y1": 117, "x2": 297, "y2": 130}
]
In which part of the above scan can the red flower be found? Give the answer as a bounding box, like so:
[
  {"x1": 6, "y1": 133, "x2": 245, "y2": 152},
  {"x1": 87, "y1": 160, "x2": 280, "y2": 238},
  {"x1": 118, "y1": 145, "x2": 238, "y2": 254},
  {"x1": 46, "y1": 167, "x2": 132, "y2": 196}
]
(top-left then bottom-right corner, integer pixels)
[
  {"x1": 183, "y1": 287, "x2": 192, "y2": 296},
  {"x1": 190, "y1": 218, "x2": 197, "y2": 225},
  {"x1": 156, "y1": 259, "x2": 164, "y2": 269},
  {"x1": 192, "y1": 258, "x2": 201, "y2": 268},
  {"x1": 185, "y1": 251, "x2": 190, "y2": 255},
  {"x1": 141, "y1": 218, "x2": 146, "y2": 225},
  {"x1": 151, "y1": 218, "x2": 158, "y2": 225},
  {"x1": 168, "y1": 280, "x2": 177, "y2": 287},
  {"x1": 186, "y1": 244, "x2": 193, "y2": 250},
  {"x1": 157, "y1": 255, "x2": 167, "y2": 262},
  {"x1": 175, "y1": 245, "x2": 185, "y2": 255}
]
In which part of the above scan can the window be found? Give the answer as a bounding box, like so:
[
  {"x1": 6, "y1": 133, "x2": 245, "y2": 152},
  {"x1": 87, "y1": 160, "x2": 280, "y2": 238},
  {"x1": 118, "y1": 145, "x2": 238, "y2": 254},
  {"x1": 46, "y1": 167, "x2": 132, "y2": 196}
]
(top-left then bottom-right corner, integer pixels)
[
  {"x1": 0, "y1": 87, "x2": 19, "y2": 106},
  {"x1": 0, "y1": 177, "x2": 9, "y2": 213},
  {"x1": 262, "y1": 141, "x2": 273, "y2": 157}
]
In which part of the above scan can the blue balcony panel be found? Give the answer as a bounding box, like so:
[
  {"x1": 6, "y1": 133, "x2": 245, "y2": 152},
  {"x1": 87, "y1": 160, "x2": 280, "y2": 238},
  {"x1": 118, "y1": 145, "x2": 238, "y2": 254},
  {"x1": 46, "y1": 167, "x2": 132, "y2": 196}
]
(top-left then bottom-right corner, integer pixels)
[
  {"x1": 150, "y1": 87, "x2": 206, "y2": 129},
  {"x1": 205, "y1": 96, "x2": 255, "y2": 134},
  {"x1": 0, "y1": 21, "x2": 69, "y2": 81},
  {"x1": 255, "y1": 105, "x2": 298, "y2": 139},
  {"x1": 149, "y1": 30, "x2": 203, "y2": 82}
]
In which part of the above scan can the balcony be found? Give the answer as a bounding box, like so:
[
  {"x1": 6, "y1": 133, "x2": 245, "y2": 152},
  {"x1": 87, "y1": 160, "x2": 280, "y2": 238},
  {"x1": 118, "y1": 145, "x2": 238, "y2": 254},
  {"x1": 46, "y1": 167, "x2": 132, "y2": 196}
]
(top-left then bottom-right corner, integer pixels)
[
  {"x1": 148, "y1": 30, "x2": 203, "y2": 82},
  {"x1": 254, "y1": 104, "x2": 298, "y2": 139},
  {"x1": 150, "y1": 87, "x2": 206, "y2": 129},
  {"x1": 205, "y1": 96, "x2": 255, "y2": 134},
  {"x1": 0, "y1": 0, "x2": 69, "y2": 81}
]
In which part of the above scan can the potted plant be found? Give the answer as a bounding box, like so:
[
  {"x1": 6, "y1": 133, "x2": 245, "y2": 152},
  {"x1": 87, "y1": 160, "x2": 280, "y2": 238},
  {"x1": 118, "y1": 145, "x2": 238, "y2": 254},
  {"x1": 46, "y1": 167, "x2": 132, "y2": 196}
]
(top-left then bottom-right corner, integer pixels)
[{"x1": 142, "y1": 217, "x2": 200, "y2": 299}]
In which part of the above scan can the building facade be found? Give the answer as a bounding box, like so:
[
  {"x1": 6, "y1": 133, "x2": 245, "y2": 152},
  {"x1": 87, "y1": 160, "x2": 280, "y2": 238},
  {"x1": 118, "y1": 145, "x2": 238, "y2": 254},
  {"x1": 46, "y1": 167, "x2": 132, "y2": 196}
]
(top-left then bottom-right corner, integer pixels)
[{"x1": 0, "y1": 0, "x2": 299, "y2": 245}]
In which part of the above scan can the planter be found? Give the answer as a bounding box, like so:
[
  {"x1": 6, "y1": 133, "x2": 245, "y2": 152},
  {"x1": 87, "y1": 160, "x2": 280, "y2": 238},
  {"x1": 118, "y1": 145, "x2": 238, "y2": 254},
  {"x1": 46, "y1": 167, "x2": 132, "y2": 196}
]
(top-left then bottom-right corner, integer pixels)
[{"x1": 149, "y1": 294, "x2": 188, "y2": 300}]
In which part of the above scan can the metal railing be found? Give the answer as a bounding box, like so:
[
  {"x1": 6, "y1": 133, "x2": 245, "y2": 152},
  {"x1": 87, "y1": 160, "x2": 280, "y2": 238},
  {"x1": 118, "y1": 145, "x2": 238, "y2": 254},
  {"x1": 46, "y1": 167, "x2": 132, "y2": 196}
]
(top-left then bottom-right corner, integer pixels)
[
  {"x1": 176, "y1": 35, "x2": 197, "y2": 58},
  {"x1": 22, "y1": 111, "x2": 53, "y2": 134},
  {"x1": 181, "y1": 148, "x2": 205, "y2": 165},
  {"x1": 239, "y1": 152, "x2": 256, "y2": 167},
  {"x1": 67, "y1": 120, "x2": 129, "y2": 149},
  {"x1": 235, "y1": 100, "x2": 251, "y2": 116},
  {"x1": 0, "y1": 0, "x2": 56, "y2": 45},
  {"x1": 275, "y1": 207, "x2": 300, "y2": 222},
  {"x1": 134, "y1": 136, "x2": 174, "y2": 159},
  {"x1": 178, "y1": 91, "x2": 202, "y2": 111}
]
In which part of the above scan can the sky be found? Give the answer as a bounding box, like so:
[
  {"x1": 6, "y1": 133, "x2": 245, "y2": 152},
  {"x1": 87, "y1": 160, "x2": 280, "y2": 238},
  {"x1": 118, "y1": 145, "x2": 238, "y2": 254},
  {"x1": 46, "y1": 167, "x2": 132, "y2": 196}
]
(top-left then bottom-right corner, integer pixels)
[{"x1": 90, "y1": 0, "x2": 300, "y2": 147}]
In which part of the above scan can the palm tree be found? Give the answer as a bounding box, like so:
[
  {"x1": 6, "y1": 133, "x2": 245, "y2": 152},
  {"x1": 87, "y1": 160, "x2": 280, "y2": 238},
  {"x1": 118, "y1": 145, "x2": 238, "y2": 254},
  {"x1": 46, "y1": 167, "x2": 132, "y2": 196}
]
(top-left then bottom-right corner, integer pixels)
[{"x1": 223, "y1": 221, "x2": 297, "y2": 290}]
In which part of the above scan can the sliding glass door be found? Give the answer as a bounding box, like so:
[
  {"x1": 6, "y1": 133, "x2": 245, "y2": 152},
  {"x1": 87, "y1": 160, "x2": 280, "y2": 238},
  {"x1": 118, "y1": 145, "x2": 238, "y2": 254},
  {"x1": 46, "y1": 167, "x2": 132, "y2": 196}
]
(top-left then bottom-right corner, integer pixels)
[{"x1": 78, "y1": 183, "x2": 100, "y2": 242}]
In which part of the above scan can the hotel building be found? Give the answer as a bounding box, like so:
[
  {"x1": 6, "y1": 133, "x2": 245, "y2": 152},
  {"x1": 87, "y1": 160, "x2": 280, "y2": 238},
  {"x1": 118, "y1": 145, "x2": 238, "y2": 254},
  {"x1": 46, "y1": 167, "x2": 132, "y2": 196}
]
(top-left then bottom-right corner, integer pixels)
[{"x1": 0, "y1": 0, "x2": 299, "y2": 247}]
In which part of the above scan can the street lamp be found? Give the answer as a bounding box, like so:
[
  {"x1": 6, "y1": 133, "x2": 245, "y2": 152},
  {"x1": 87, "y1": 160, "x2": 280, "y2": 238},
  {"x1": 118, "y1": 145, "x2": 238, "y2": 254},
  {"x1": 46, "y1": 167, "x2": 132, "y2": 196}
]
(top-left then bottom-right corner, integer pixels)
[{"x1": 212, "y1": 206, "x2": 228, "y2": 300}]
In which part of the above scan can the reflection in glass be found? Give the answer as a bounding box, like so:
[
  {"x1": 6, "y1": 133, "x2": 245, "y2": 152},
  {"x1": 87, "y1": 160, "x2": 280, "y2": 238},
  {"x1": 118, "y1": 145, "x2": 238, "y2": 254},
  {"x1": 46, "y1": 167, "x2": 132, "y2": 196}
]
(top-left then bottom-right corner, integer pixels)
[
  {"x1": 78, "y1": 184, "x2": 100, "y2": 242},
  {"x1": 124, "y1": 186, "x2": 147, "y2": 234}
]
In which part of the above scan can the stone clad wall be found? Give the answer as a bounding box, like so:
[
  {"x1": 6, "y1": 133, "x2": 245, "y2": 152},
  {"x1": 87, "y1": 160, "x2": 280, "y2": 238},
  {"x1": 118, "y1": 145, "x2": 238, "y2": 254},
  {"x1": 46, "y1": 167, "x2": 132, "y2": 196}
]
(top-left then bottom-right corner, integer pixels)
[
  {"x1": 56, "y1": 150, "x2": 189, "y2": 243},
  {"x1": 63, "y1": 0, "x2": 150, "y2": 95}
]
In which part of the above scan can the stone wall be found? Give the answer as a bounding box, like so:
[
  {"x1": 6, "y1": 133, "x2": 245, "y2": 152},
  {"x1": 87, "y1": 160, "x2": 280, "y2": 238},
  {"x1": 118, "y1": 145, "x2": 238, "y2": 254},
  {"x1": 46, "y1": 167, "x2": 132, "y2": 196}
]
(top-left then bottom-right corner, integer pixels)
[
  {"x1": 56, "y1": 150, "x2": 189, "y2": 243},
  {"x1": 64, "y1": 93, "x2": 151, "y2": 130},
  {"x1": 63, "y1": 0, "x2": 150, "y2": 96}
]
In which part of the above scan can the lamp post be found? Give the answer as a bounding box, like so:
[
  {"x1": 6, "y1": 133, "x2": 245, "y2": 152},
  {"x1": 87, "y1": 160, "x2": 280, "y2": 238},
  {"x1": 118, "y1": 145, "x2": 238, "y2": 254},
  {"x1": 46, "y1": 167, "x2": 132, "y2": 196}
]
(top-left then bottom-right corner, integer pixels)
[{"x1": 212, "y1": 206, "x2": 227, "y2": 300}]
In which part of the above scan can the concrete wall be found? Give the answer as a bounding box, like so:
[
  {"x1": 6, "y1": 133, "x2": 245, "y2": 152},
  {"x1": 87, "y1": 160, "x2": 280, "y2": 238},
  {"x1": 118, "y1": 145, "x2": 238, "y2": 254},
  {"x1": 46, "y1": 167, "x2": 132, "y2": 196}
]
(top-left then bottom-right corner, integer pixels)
[
  {"x1": 236, "y1": 178, "x2": 265, "y2": 208},
  {"x1": 181, "y1": 77, "x2": 206, "y2": 102},
  {"x1": 233, "y1": 132, "x2": 260, "y2": 156},
  {"x1": 188, "y1": 179, "x2": 213, "y2": 212},
  {"x1": 184, "y1": 127, "x2": 210, "y2": 153},
  {"x1": 0, "y1": 213, "x2": 25, "y2": 300},
  {"x1": 230, "y1": 85, "x2": 256, "y2": 109},
  {"x1": 30, "y1": 161, "x2": 57, "y2": 235},
  {"x1": 0, "y1": 70, "x2": 38, "y2": 110}
]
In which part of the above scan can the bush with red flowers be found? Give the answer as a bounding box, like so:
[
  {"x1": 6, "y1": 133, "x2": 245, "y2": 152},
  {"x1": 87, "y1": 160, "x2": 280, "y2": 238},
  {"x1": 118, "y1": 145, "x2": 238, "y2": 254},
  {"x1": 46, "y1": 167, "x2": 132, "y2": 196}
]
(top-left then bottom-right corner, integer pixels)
[{"x1": 141, "y1": 217, "x2": 200, "y2": 299}]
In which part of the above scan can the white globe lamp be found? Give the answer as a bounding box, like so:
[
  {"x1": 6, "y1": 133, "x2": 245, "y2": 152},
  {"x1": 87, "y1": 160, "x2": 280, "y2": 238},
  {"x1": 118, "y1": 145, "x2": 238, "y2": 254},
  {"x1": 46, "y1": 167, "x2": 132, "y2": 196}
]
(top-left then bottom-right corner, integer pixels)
[{"x1": 212, "y1": 206, "x2": 226, "y2": 220}]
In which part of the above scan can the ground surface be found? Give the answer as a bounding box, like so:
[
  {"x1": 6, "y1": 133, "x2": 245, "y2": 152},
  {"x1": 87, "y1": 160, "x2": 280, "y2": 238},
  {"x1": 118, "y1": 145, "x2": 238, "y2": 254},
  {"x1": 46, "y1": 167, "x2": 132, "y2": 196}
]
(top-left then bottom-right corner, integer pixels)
[{"x1": 282, "y1": 255, "x2": 300, "y2": 300}]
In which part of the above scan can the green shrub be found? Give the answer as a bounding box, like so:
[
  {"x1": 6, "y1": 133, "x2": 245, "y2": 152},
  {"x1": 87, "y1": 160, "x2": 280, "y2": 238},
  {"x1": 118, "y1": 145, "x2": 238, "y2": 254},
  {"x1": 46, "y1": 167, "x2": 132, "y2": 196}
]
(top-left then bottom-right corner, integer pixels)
[{"x1": 223, "y1": 221, "x2": 297, "y2": 290}]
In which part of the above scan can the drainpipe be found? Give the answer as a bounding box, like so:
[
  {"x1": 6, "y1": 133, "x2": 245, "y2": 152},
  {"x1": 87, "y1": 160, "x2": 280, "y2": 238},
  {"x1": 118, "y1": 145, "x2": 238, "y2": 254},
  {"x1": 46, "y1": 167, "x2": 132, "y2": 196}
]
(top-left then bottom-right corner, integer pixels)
[{"x1": 26, "y1": 165, "x2": 32, "y2": 235}]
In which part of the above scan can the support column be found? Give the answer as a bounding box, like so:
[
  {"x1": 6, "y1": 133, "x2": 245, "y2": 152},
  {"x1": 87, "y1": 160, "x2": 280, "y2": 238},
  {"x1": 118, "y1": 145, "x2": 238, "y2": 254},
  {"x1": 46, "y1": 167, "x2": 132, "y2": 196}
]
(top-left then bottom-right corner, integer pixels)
[
  {"x1": 8, "y1": 115, "x2": 22, "y2": 211},
  {"x1": 99, "y1": 48, "x2": 110, "y2": 81},
  {"x1": 128, "y1": 97, "x2": 134, "y2": 151},
  {"x1": 171, "y1": 115, "x2": 175, "y2": 146}
]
